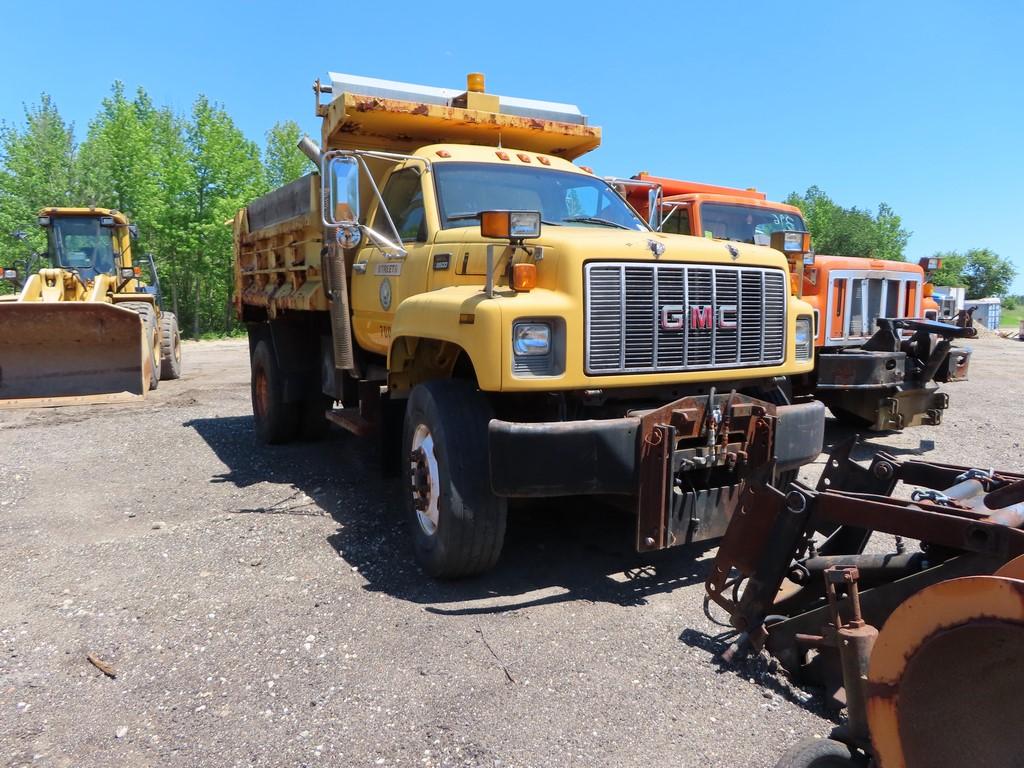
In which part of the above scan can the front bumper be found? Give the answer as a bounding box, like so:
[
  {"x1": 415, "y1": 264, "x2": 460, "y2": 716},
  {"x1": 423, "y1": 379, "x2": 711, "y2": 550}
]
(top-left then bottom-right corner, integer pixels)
[
  {"x1": 489, "y1": 395, "x2": 825, "y2": 551},
  {"x1": 815, "y1": 333, "x2": 973, "y2": 431}
]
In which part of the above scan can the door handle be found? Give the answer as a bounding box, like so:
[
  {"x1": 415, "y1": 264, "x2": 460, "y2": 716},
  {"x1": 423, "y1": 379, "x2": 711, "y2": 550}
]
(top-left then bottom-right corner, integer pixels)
[{"x1": 353, "y1": 261, "x2": 368, "y2": 274}]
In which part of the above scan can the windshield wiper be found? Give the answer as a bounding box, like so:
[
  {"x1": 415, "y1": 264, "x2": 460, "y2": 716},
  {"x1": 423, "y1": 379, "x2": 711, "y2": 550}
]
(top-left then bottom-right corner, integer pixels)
[{"x1": 562, "y1": 216, "x2": 629, "y2": 230}]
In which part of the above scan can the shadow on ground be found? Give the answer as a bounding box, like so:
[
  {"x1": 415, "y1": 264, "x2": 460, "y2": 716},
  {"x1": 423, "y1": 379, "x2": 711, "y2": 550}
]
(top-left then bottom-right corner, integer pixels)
[
  {"x1": 822, "y1": 416, "x2": 936, "y2": 459},
  {"x1": 185, "y1": 413, "x2": 929, "y2": 616},
  {"x1": 185, "y1": 415, "x2": 715, "y2": 613}
]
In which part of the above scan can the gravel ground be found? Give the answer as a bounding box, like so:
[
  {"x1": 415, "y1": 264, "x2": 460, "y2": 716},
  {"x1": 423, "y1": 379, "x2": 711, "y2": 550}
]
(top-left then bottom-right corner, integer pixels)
[{"x1": 1, "y1": 335, "x2": 1021, "y2": 768}]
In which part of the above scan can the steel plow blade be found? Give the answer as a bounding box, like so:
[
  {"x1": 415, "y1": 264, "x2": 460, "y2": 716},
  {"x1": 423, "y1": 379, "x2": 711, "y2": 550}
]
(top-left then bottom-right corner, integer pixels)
[{"x1": 0, "y1": 302, "x2": 148, "y2": 409}]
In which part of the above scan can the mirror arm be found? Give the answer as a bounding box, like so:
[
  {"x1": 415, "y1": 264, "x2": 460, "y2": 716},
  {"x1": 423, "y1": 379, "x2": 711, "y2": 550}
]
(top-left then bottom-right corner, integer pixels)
[{"x1": 357, "y1": 154, "x2": 406, "y2": 255}]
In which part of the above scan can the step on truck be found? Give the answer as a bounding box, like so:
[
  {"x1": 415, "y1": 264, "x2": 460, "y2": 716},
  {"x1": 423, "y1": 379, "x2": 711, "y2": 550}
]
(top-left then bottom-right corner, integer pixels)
[
  {"x1": 626, "y1": 176, "x2": 975, "y2": 431},
  {"x1": 232, "y1": 73, "x2": 824, "y2": 577}
]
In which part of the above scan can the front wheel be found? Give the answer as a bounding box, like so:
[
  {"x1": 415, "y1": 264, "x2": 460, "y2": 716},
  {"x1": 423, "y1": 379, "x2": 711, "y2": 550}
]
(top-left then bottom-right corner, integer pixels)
[{"x1": 402, "y1": 379, "x2": 506, "y2": 578}]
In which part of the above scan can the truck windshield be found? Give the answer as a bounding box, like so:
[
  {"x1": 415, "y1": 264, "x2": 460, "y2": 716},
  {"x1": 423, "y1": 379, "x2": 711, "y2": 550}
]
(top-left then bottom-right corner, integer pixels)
[
  {"x1": 434, "y1": 162, "x2": 648, "y2": 231},
  {"x1": 699, "y1": 203, "x2": 806, "y2": 245},
  {"x1": 46, "y1": 216, "x2": 117, "y2": 278}
]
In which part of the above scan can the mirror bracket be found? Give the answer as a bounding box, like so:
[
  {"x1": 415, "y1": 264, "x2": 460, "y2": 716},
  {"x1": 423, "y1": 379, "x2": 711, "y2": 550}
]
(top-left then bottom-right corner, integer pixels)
[{"x1": 320, "y1": 149, "x2": 430, "y2": 258}]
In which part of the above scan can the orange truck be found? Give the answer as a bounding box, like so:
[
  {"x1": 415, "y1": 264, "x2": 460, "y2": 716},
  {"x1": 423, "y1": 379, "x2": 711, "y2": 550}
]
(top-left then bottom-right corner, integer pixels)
[{"x1": 626, "y1": 175, "x2": 975, "y2": 430}]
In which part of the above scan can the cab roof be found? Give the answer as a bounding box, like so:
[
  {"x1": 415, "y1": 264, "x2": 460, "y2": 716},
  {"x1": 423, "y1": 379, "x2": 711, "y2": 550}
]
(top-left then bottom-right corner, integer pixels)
[{"x1": 38, "y1": 207, "x2": 131, "y2": 225}]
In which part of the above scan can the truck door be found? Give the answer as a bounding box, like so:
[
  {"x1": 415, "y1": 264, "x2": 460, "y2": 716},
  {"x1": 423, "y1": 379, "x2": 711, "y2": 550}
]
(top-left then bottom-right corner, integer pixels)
[{"x1": 350, "y1": 167, "x2": 432, "y2": 356}]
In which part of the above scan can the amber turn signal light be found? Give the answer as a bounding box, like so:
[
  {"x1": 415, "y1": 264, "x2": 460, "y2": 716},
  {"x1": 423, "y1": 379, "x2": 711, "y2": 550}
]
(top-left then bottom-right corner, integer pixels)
[{"x1": 512, "y1": 263, "x2": 537, "y2": 292}]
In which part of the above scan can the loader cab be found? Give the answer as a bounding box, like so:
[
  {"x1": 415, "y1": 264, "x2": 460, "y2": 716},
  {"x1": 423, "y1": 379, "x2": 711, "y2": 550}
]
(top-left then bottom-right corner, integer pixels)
[{"x1": 38, "y1": 212, "x2": 122, "y2": 282}]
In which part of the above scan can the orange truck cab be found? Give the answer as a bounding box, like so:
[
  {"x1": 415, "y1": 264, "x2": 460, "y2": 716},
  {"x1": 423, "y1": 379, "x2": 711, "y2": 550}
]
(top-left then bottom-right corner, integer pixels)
[{"x1": 625, "y1": 174, "x2": 975, "y2": 431}]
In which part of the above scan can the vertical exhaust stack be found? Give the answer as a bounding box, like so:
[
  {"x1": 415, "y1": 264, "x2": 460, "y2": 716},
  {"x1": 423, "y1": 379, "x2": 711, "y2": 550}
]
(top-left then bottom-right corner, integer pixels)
[{"x1": 298, "y1": 136, "x2": 322, "y2": 167}]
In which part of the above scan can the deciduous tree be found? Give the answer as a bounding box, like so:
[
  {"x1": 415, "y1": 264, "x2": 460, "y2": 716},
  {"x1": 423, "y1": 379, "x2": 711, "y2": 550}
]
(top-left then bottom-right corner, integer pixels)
[
  {"x1": 785, "y1": 186, "x2": 910, "y2": 261},
  {"x1": 265, "y1": 120, "x2": 312, "y2": 188}
]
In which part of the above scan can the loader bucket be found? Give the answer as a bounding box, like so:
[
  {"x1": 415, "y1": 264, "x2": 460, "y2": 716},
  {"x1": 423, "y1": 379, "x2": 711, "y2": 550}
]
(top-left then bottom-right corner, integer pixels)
[{"x1": 0, "y1": 302, "x2": 148, "y2": 409}]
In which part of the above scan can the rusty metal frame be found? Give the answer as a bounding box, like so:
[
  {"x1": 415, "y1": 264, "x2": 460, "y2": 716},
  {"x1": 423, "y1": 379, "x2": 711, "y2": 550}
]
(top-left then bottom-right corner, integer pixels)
[
  {"x1": 706, "y1": 438, "x2": 1024, "y2": 681},
  {"x1": 635, "y1": 391, "x2": 776, "y2": 553}
]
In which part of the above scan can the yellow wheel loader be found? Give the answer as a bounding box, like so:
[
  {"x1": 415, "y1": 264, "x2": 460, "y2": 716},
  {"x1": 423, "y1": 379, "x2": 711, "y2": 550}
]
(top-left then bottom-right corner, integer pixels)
[{"x1": 0, "y1": 208, "x2": 181, "y2": 408}]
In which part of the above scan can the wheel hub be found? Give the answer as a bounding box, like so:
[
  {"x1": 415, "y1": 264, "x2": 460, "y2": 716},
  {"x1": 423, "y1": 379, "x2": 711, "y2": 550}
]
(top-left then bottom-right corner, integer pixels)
[{"x1": 410, "y1": 424, "x2": 440, "y2": 536}]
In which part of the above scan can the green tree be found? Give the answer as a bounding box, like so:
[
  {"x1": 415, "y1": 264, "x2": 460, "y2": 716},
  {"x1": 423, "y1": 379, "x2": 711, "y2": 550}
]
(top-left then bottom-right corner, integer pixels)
[
  {"x1": 77, "y1": 83, "x2": 161, "y2": 222},
  {"x1": 0, "y1": 94, "x2": 78, "y2": 279},
  {"x1": 931, "y1": 248, "x2": 1016, "y2": 298},
  {"x1": 264, "y1": 120, "x2": 311, "y2": 188},
  {"x1": 181, "y1": 95, "x2": 267, "y2": 336},
  {"x1": 785, "y1": 186, "x2": 910, "y2": 261},
  {"x1": 76, "y1": 84, "x2": 197, "y2": 324}
]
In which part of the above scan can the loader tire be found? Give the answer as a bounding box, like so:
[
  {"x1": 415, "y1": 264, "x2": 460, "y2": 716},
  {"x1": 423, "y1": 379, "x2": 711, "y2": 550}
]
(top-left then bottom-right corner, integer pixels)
[
  {"x1": 774, "y1": 738, "x2": 861, "y2": 768},
  {"x1": 120, "y1": 302, "x2": 160, "y2": 391},
  {"x1": 250, "y1": 339, "x2": 299, "y2": 444},
  {"x1": 402, "y1": 379, "x2": 506, "y2": 579},
  {"x1": 159, "y1": 312, "x2": 182, "y2": 380}
]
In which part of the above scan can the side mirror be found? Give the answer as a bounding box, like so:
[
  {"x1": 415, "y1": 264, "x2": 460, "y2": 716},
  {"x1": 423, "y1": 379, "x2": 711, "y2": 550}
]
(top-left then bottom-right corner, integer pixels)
[
  {"x1": 129, "y1": 224, "x2": 139, "y2": 240},
  {"x1": 324, "y1": 155, "x2": 362, "y2": 248},
  {"x1": 326, "y1": 156, "x2": 360, "y2": 225},
  {"x1": 11, "y1": 230, "x2": 27, "y2": 242}
]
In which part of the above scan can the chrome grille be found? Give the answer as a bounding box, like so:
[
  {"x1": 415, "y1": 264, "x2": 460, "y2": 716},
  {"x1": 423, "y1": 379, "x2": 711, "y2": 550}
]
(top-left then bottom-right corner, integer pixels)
[
  {"x1": 843, "y1": 276, "x2": 921, "y2": 339},
  {"x1": 585, "y1": 263, "x2": 788, "y2": 374}
]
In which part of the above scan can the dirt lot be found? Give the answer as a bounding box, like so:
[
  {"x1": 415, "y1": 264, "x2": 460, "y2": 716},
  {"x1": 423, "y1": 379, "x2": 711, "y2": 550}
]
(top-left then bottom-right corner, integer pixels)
[{"x1": 1, "y1": 335, "x2": 1021, "y2": 768}]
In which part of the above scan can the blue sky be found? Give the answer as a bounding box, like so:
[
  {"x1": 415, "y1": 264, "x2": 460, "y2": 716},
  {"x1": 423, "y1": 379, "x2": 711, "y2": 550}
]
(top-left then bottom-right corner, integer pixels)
[{"x1": 2, "y1": 1, "x2": 1022, "y2": 291}]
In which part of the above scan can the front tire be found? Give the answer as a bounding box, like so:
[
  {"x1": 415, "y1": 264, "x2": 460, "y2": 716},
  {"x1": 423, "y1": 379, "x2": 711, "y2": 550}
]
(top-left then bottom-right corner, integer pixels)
[
  {"x1": 402, "y1": 379, "x2": 506, "y2": 578},
  {"x1": 250, "y1": 339, "x2": 299, "y2": 444}
]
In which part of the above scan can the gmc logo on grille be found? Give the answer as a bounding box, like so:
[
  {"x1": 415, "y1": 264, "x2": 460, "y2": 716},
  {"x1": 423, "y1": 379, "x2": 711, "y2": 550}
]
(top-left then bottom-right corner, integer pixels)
[{"x1": 660, "y1": 304, "x2": 738, "y2": 331}]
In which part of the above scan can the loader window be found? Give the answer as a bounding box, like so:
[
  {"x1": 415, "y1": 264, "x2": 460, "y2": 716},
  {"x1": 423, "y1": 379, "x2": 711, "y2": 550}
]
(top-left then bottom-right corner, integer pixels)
[
  {"x1": 434, "y1": 163, "x2": 648, "y2": 231},
  {"x1": 47, "y1": 216, "x2": 117, "y2": 278},
  {"x1": 699, "y1": 203, "x2": 805, "y2": 245}
]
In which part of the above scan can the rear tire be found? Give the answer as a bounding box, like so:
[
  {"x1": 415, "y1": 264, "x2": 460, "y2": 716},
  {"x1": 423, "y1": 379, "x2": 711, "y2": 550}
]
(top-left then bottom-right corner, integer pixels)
[
  {"x1": 250, "y1": 339, "x2": 299, "y2": 444},
  {"x1": 159, "y1": 312, "x2": 182, "y2": 380},
  {"x1": 774, "y1": 738, "x2": 860, "y2": 768},
  {"x1": 120, "y1": 301, "x2": 160, "y2": 391},
  {"x1": 402, "y1": 379, "x2": 506, "y2": 578}
]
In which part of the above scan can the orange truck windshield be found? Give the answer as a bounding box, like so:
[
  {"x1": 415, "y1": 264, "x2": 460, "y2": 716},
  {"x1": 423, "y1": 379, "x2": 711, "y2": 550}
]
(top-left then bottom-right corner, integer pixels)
[{"x1": 698, "y1": 203, "x2": 805, "y2": 245}]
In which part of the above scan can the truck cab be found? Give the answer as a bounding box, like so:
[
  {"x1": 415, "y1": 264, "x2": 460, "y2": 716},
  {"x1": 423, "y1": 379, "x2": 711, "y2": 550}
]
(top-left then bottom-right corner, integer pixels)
[
  {"x1": 234, "y1": 74, "x2": 824, "y2": 577},
  {"x1": 628, "y1": 175, "x2": 974, "y2": 430}
]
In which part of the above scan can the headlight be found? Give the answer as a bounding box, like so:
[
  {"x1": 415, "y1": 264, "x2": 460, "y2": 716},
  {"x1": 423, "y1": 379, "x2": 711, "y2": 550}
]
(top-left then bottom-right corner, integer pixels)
[
  {"x1": 795, "y1": 316, "x2": 813, "y2": 361},
  {"x1": 513, "y1": 322, "x2": 551, "y2": 356}
]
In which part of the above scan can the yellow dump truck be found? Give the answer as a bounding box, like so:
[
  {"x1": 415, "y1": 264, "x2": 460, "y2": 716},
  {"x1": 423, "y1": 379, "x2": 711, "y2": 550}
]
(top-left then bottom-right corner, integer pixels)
[
  {"x1": 0, "y1": 208, "x2": 181, "y2": 407},
  {"x1": 233, "y1": 73, "x2": 824, "y2": 577}
]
